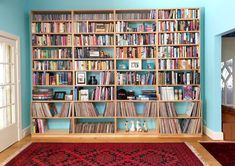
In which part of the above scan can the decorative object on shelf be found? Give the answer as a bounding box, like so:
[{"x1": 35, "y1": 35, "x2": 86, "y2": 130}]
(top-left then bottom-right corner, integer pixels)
[
  {"x1": 88, "y1": 76, "x2": 98, "y2": 85},
  {"x1": 118, "y1": 64, "x2": 127, "y2": 70},
  {"x1": 130, "y1": 120, "x2": 135, "y2": 132},
  {"x1": 89, "y1": 50, "x2": 100, "y2": 58},
  {"x1": 76, "y1": 72, "x2": 86, "y2": 85},
  {"x1": 178, "y1": 89, "x2": 183, "y2": 100},
  {"x1": 117, "y1": 89, "x2": 127, "y2": 100},
  {"x1": 79, "y1": 89, "x2": 89, "y2": 101},
  {"x1": 146, "y1": 61, "x2": 155, "y2": 69},
  {"x1": 136, "y1": 120, "x2": 142, "y2": 132},
  {"x1": 125, "y1": 121, "x2": 129, "y2": 132},
  {"x1": 143, "y1": 120, "x2": 148, "y2": 132},
  {"x1": 174, "y1": 89, "x2": 179, "y2": 100},
  {"x1": 129, "y1": 59, "x2": 142, "y2": 70},
  {"x1": 53, "y1": 91, "x2": 66, "y2": 100},
  {"x1": 65, "y1": 94, "x2": 73, "y2": 101},
  {"x1": 127, "y1": 90, "x2": 135, "y2": 100}
]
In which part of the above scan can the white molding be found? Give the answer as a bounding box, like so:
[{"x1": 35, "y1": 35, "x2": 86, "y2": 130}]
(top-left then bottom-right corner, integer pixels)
[
  {"x1": 22, "y1": 126, "x2": 31, "y2": 138},
  {"x1": 204, "y1": 126, "x2": 224, "y2": 140}
]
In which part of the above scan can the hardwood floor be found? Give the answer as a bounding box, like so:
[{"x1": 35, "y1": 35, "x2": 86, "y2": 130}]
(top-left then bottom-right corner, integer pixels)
[{"x1": 0, "y1": 135, "x2": 221, "y2": 165}]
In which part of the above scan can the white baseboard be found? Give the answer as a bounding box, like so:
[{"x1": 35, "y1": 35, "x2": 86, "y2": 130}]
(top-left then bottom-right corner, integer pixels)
[
  {"x1": 203, "y1": 126, "x2": 224, "y2": 140},
  {"x1": 22, "y1": 126, "x2": 30, "y2": 139}
]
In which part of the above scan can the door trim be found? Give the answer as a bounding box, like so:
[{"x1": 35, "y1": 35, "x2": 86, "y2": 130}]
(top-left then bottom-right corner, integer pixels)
[{"x1": 0, "y1": 31, "x2": 22, "y2": 140}]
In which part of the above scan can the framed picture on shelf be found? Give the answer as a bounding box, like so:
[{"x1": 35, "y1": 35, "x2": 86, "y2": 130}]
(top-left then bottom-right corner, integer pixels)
[
  {"x1": 65, "y1": 94, "x2": 73, "y2": 101},
  {"x1": 53, "y1": 91, "x2": 66, "y2": 100},
  {"x1": 129, "y1": 59, "x2": 142, "y2": 70},
  {"x1": 76, "y1": 72, "x2": 86, "y2": 85}
]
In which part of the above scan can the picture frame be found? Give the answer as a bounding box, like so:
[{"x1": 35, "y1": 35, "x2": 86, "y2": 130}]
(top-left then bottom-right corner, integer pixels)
[
  {"x1": 53, "y1": 91, "x2": 66, "y2": 100},
  {"x1": 129, "y1": 59, "x2": 142, "y2": 70},
  {"x1": 76, "y1": 72, "x2": 86, "y2": 85},
  {"x1": 65, "y1": 94, "x2": 73, "y2": 101}
]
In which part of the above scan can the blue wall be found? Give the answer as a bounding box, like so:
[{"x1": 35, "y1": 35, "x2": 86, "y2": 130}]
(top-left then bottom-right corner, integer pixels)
[
  {"x1": 0, "y1": 0, "x2": 31, "y2": 129},
  {"x1": 4, "y1": 0, "x2": 233, "y2": 132}
]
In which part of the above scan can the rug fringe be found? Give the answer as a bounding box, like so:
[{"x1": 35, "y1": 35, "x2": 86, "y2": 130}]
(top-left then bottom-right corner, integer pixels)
[
  {"x1": 0, "y1": 142, "x2": 32, "y2": 166},
  {"x1": 185, "y1": 142, "x2": 209, "y2": 166}
]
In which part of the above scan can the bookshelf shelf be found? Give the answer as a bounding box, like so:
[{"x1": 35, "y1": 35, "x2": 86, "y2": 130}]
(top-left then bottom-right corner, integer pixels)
[
  {"x1": 31, "y1": 8, "x2": 202, "y2": 137},
  {"x1": 158, "y1": 31, "x2": 199, "y2": 33},
  {"x1": 74, "y1": 58, "x2": 114, "y2": 60},
  {"x1": 158, "y1": 100, "x2": 200, "y2": 102},
  {"x1": 74, "y1": 117, "x2": 115, "y2": 119},
  {"x1": 32, "y1": 58, "x2": 73, "y2": 61},
  {"x1": 32, "y1": 117, "x2": 72, "y2": 119},
  {"x1": 74, "y1": 45, "x2": 115, "y2": 48},
  {"x1": 74, "y1": 100, "x2": 114, "y2": 103},
  {"x1": 32, "y1": 33, "x2": 72, "y2": 35},
  {"x1": 32, "y1": 100, "x2": 73, "y2": 103},
  {"x1": 116, "y1": 45, "x2": 156, "y2": 47},
  {"x1": 32, "y1": 46, "x2": 73, "y2": 48},
  {"x1": 33, "y1": 85, "x2": 74, "y2": 88},
  {"x1": 116, "y1": 130, "x2": 157, "y2": 135},
  {"x1": 116, "y1": 116, "x2": 157, "y2": 119},
  {"x1": 116, "y1": 32, "x2": 156, "y2": 34}
]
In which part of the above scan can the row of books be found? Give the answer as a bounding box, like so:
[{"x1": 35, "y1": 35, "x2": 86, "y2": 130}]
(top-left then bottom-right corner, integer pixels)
[
  {"x1": 74, "y1": 103, "x2": 114, "y2": 117},
  {"x1": 75, "y1": 122, "x2": 114, "y2": 133},
  {"x1": 116, "y1": 11, "x2": 156, "y2": 20},
  {"x1": 138, "y1": 90, "x2": 157, "y2": 100},
  {"x1": 117, "y1": 72, "x2": 156, "y2": 85},
  {"x1": 158, "y1": 9, "x2": 199, "y2": 19},
  {"x1": 32, "y1": 72, "x2": 73, "y2": 86},
  {"x1": 158, "y1": 71, "x2": 200, "y2": 85},
  {"x1": 158, "y1": 20, "x2": 199, "y2": 32},
  {"x1": 116, "y1": 34, "x2": 155, "y2": 46},
  {"x1": 160, "y1": 118, "x2": 201, "y2": 134},
  {"x1": 33, "y1": 61, "x2": 72, "y2": 70},
  {"x1": 116, "y1": 47, "x2": 156, "y2": 58},
  {"x1": 99, "y1": 72, "x2": 114, "y2": 85},
  {"x1": 32, "y1": 88, "x2": 53, "y2": 100},
  {"x1": 158, "y1": 46, "x2": 198, "y2": 58},
  {"x1": 74, "y1": 13, "x2": 114, "y2": 20},
  {"x1": 33, "y1": 48, "x2": 72, "y2": 59},
  {"x1": 158, "y1": 59, "x2": 199, "y2": 70},
  {"x1": 143, "y1": 102, "x2": 158, "y2": 117},
  {"x1": 74, "y1": 35, "x2": 114, "y2": 46},
  {"x1": 32, "y1": 13, "x2": 72, "y2": 21},
  {"x1": 74, "y1": 48, "x2": 112, "y2": 59},
  {"x1": 32, "y1": 35, "x2": 72, "y2": 46},
  {"x1": 159, "y1": 86, "x2": 200, "y2": 101},
  {"x1": 117, "y1": 102, "x2": 136, "y2": 117},
  {"x1": 159, "y1": 102, "x2": 200, "y2": 117},
  {"x1": 31, "y1": 103, "x2": 72, "y2": 117},
  {"x1": 32, "y1": 119, "x2": 47, "y2": 133},
  {"x1": 74, "y1": 22, "x2": 114, "y2": 33},
  {"x1": 90, "y1": 87, "x2": 114, "y2": 101},
  {"x1": 74, "y1": 87, "x2": 114, "y2": 101},
  {"x1": 158, "y1": 32, "x2": 199, "y2": 45},
  {"x1": 116, "y1": 22, "x2": 155, "y2": 32},
  {"x1": 74, "y1": 60, "x2": 114, "y2": 70},
  {"x1": 31, "y1": 22, "x2": 72, "y2": 33}
]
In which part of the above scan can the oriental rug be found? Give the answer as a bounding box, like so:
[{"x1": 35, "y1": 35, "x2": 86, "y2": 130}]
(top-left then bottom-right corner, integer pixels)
[{"x1": 3, "y1": 143, "x2": 205, "y2": 166}]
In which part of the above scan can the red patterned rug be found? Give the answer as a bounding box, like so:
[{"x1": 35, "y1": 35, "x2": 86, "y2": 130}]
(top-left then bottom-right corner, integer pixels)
[
  {"x1": 4, "y1": 143, "x2": 204, "y2": 166},
  {"x1": 201, "y1": 142, "x2": 235, "y2": 165}
]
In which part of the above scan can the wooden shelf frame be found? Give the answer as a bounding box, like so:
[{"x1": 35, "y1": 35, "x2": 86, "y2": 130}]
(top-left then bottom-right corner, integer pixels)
[{"x1": 31, "y1": 8, "x2": 202, "y2": 137}]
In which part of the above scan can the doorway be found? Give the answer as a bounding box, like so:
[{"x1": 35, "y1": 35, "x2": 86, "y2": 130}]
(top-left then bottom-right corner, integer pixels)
[
  {"x1": 0, "y1": 32, "x2": 21, "y2": 152},
  {"x1": 221, "y1": 32, "x2": 235, "y2": 140}
]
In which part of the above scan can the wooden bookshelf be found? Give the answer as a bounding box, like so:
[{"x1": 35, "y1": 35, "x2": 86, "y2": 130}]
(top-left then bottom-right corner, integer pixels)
[{"x1": 31, "y1": 8, "x2": 202, "y2": 137}]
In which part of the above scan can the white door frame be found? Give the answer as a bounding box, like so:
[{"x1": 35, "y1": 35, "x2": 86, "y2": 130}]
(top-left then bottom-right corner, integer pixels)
[{"x1": 0, "y1": 31, "x2": 22, "y2": 140}]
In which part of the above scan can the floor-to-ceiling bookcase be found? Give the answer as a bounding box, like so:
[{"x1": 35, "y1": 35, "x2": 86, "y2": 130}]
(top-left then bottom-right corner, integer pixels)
[{"x1": 31, "y1": 8, "x2": 201, "y2": 137}]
